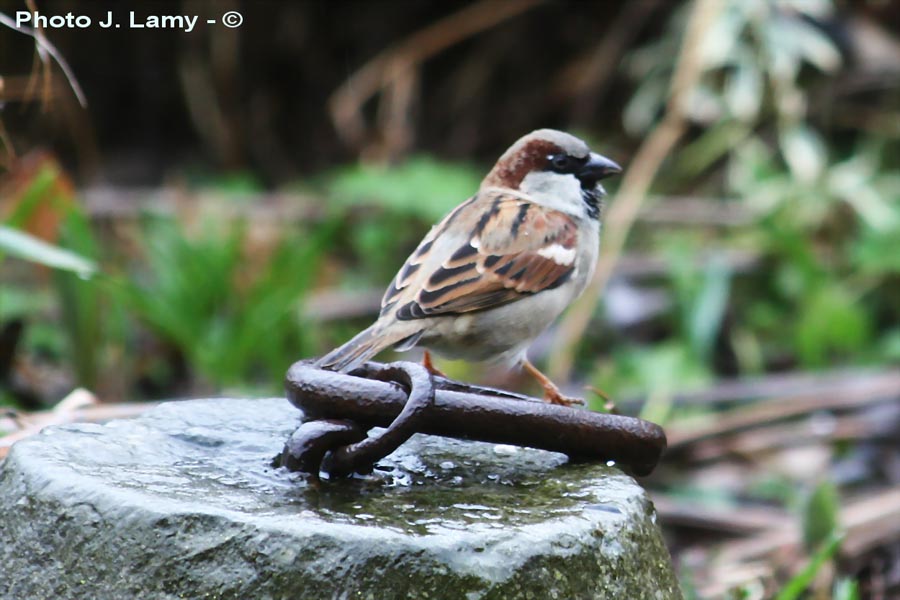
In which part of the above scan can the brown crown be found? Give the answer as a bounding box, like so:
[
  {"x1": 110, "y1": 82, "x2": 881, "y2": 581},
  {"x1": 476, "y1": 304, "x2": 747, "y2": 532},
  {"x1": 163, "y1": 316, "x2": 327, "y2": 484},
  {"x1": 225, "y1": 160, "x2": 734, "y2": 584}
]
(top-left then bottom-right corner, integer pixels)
[{"x1": 481, "y1": 138, "x2": 562, "y2": 190}]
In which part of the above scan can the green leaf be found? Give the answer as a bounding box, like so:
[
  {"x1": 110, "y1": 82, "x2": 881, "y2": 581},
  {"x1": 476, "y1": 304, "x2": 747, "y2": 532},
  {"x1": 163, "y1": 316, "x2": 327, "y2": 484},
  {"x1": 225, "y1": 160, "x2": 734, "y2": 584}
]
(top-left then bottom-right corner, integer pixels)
[
  {"x1": 683, "y1": 83, "x2": 726, "y2": 125},
  {"x1": 803, "y1": 480, "x2": 840, "y2": 551},
  {"x1": 833, "y1": 578, "x2": 860, "y2": 600},
  {"x1": 688, "y1": 256, "x2": 732, "y2": 360},
  {"x1": 677, "y1": 121, "x2": 752, "y2": 178},
  {"x1": 880, "y1": 329, "x2": 900, "y2": 362},
  {"x1": 0, "y1": 225, "x2": 97, "y2": 277},
  {"x1": 828, "y1": 155, "x2": 898, "y2": 231},
  {"x1": 53, "y1": 209, "x2": 105, "y2": 388},
  {"x1": 725, "y1": 55, "x2": 762, "y2": 122},
  {"x1": 623, "y1": 74, "x2": 669, "y2": 135},
  {"x1": 794, "y1": 285, "x2": 871, "y2": 367},
  {"x1": 760, "y1": 15, "x2": 803, "y2": 84},
  {"x1": 696, "y1": 3, "x2": 745, "y2": 71},
  {"x1": 610, "y1": 343, "x2": 712, "y2": 423},
  {"x1": 781, "y1": 12, "x2": 841, "y2": 73},
  {"x1": 4, "y1": 164, "x2": 61, "y2": 228},
  {"x1": 852, "y1": 219, "x2": 900, "y2": 275},
  {"x1": 779, "y1": 124, "x2": 826, "y2": 184},
  {"x1": 727, "y1": 136, "x2": 780, "y2": 201}
]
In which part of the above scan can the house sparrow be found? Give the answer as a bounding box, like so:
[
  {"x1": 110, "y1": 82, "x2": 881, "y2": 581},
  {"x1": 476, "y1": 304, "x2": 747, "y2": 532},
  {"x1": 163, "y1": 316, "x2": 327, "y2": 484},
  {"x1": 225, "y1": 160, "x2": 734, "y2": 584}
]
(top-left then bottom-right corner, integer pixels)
[{"x1": 317, "y1": 129, "x2": 621, "y2": 405}]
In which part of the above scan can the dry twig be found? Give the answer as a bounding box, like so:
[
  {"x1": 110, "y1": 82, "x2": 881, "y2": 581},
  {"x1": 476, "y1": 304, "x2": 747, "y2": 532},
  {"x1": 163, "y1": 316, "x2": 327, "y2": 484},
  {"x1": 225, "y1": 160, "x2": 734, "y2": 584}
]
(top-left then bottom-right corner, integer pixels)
[
  {"x1": 665, "y1": 370, "x2": 900, "y2": 452},
  {"x1": 653, "y1": 493, "x2": 793, "y2": 536},
  {"x1": 0, "y1": 10, "x2": 87, "y2": 108},
  {"x1": 551, "y1": 0, "x2": 662, "y2": 120},
  {"x1": 328, "y1": 0, "x2": 544, "y2": 157}
]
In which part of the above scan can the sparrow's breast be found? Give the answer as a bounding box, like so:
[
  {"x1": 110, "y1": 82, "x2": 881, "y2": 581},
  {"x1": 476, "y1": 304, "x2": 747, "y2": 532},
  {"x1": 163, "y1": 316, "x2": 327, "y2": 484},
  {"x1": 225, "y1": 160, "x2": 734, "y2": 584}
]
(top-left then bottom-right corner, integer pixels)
[
  {"x1": 572, "y1": 219, "x2": 601, "y2": 297},
  {"x1": 419, "y1": 283, "x2": 575, "y2": 363},
  {"x1": 422, "y1": 221, "x2": 599, "y2": 363}
]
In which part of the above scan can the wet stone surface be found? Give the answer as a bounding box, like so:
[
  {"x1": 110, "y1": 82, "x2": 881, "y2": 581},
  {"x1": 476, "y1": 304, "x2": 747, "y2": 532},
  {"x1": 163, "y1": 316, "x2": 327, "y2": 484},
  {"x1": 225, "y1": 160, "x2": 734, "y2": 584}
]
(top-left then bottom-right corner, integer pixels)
[{"x1": 0, "y1": 398, "x2": 681, "y2": 599}]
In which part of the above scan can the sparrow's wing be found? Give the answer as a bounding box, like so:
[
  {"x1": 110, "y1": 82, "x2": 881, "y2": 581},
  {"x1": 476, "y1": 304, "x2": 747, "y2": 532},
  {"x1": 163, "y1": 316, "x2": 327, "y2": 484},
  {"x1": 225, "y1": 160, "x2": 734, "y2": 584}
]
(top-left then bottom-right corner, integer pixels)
[{"x1": 381, "y1": 192, "x2": 579, "y2": 320}]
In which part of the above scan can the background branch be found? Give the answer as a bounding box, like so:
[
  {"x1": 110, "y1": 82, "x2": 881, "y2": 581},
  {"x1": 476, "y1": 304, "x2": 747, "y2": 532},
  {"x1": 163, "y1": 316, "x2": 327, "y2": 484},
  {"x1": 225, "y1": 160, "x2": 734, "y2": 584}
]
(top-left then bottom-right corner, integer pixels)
[
  {"x1": 549, "y1": 0, "x2": 722, "y2": 381},
  {"x1": 328, "y1": 0, "x2": 544, "y2": 158}
]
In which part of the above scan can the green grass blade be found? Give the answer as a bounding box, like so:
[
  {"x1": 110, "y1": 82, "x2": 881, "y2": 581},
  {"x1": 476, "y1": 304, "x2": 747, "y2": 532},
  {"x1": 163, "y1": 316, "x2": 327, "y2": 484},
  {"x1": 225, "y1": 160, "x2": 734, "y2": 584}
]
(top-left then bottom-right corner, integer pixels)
[
  {"x1": 775, "y1": 532, "x2": 842, "y2": 600},
  {"x1": 0, "y1": 224, "x2": 97, "y2": 276}
]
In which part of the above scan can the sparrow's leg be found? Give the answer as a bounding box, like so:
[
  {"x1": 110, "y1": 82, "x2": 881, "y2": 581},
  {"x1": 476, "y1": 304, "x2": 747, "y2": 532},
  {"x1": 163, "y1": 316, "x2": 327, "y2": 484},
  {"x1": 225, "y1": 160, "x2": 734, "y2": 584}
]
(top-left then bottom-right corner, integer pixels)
[
  {"x1": 422, "y1": 350, "x2": 446, "y2": 378},
  {"x1": 521, "y1": 358, "x2": 585, "y2": 406}
]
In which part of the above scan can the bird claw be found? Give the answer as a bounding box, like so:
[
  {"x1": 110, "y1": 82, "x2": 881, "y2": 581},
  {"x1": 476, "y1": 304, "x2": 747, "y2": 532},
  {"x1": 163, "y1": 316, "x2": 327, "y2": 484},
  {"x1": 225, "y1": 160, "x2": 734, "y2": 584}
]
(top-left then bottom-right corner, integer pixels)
[{"x1": 544, "y1": 391, "x2": 585, "y2": 407}]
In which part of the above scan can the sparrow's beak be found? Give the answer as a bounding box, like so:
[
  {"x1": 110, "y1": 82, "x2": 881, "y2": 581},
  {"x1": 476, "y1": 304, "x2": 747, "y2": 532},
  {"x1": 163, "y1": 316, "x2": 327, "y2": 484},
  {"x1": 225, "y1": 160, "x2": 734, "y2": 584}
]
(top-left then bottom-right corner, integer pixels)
[{"x1": 579, "y1": 153, "x2": 622, "y2": 182}]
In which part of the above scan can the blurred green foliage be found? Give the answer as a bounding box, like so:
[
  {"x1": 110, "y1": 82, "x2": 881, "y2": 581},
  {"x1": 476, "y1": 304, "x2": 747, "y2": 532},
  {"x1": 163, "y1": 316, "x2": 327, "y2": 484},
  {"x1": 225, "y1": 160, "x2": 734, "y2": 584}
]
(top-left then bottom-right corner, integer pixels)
[
  {"x1": 729, "y1": 139, "x2": 897, "y2": 370},
  {"x1": 1, "y1": 166, "x2": 338, "y2": 396},
  {"x1": 328, "y1": 156, "x2": 481, "y2": 223},
  {"x1": 625, "y1": 0, "x2": 842, "y2": 166},
  {"x1": 322, "y1": 157, "x2": 482, "y2": 286},
  {"x1": 590, "y1": 0, "x2": 899, "y2": 414},
  {"x1": 124, "y1": 215, "x2": 336, "y2": 391},
  {"x1": 53, "y1": 208, "x2": 106, "y2": 389}
]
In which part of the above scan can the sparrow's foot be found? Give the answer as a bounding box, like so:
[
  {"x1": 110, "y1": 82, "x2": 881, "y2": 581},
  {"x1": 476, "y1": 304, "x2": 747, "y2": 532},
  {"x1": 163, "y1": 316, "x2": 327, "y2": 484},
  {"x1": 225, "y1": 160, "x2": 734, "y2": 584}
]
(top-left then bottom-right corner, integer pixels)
[
  {"x1": 422, "y1": 350, "x2": 447, "y2": 378},
  {"x1": 521, "y1": 358, "x2": 585, "y2": 407},
  {"x1": 544, "y1": 388, "x2": 586, "y2": 407}
]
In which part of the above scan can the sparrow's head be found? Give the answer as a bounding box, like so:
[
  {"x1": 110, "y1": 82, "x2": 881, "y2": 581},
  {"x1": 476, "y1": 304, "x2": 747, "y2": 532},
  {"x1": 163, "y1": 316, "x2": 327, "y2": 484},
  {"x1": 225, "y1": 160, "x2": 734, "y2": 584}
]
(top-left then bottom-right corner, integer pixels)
[{"x1": 481, "y1": 129, "x2": 621, "y2": 219}]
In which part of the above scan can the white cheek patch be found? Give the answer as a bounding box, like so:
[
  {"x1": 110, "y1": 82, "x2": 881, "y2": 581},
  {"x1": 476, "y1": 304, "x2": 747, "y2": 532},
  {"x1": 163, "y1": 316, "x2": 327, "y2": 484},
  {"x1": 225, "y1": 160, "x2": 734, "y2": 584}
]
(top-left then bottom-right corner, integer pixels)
[
  {"x1": 537, "y1": 244, "x2": 576, "y2": 265},
  {"x1": 519, "y1": 171, "x2": 585, "y2": 217}
]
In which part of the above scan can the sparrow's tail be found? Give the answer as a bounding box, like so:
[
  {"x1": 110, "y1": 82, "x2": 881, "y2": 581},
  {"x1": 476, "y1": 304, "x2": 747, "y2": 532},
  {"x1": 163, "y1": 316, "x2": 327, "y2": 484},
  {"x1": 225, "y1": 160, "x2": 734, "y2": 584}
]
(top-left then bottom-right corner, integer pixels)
[{"x1": 315, "y1": 324, "x2": 423, "y2": 373}]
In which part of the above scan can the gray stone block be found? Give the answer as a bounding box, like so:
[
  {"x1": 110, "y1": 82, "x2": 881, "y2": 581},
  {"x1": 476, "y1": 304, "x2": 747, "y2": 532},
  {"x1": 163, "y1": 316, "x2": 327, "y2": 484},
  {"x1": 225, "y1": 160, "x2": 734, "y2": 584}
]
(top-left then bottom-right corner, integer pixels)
[{"x1": 0, "y1": 398, "x2": 681, "y2": 599}]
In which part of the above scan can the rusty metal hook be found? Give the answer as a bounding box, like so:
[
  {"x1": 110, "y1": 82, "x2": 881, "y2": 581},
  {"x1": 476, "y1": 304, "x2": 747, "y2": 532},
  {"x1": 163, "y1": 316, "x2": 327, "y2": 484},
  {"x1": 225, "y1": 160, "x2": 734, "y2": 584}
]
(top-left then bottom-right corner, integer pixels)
[{"x1": 279, "y1": 360, "x2": 667, "y2": 479}]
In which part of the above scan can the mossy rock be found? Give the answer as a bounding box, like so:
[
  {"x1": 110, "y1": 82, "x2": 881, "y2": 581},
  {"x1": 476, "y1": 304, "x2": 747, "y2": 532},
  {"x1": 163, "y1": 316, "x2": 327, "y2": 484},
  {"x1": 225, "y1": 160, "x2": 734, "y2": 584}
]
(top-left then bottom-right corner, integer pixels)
[{"x1": 0, "y1": 398, "x2": 680, "y2": 599}]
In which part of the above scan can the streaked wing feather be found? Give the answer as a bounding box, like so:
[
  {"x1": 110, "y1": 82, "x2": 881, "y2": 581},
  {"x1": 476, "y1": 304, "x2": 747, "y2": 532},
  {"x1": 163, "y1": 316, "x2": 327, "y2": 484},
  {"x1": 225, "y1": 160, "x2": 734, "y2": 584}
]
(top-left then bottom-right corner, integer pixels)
[
  {"x1": 380, "y1": 198, "x2": 472, "y2": 315},
  {"x1": 383, "y1": 192, "x2": 579, "y2": 321}
]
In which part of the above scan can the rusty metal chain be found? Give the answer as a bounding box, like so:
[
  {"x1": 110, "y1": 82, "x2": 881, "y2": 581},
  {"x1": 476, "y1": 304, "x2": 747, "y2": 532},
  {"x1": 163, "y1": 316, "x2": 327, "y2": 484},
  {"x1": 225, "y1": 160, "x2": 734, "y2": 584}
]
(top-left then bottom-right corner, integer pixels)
[{"x1": 279, "y1": 360, "x2": 667, "y2": 480}]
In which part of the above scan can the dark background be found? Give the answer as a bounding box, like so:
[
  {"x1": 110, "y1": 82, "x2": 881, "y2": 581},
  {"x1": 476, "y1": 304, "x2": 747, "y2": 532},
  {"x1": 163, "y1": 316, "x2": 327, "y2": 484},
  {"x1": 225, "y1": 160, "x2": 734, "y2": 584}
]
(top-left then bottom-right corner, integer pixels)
[{"x1": 4, "y1": 0, "x2": 675, "y2": 181}]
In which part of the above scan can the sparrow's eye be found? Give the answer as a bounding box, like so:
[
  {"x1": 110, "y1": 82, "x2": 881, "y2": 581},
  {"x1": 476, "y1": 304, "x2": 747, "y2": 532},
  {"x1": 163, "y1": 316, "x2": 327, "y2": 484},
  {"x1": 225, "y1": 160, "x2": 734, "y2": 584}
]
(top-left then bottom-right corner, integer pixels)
[{"x1": 547, "y1": 154, "x2": 581, "y2": 174}]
